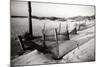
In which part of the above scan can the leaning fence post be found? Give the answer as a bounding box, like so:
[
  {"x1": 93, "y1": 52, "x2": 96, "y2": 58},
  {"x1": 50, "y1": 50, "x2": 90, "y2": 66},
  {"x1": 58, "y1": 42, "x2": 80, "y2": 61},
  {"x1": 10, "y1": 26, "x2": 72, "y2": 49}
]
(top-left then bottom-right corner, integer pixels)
[
  {"x1": 74, "y1": 23, "x2": 77, "y2": 34},
  {"x1": 78, "y1": 21, "x2": 80, "y2": 30},
  {"x1": 28, "y1": 1, "x2": 33, "y2": 37},
  {"x1": 55, "y1": 28, "x2": 59, "y2": 59},
  {"x1": 18, "y1": 35, "x2": 25, "y2": 51},
  {"x1": 42, "y1": 29, "x2": 46, "y2": 48},
  {"x1": 66, "y1": 24, "x2": 70, "y2": 40},
  {"x1": 59, "y1": 23, "x2": 61, "y2": 35}
]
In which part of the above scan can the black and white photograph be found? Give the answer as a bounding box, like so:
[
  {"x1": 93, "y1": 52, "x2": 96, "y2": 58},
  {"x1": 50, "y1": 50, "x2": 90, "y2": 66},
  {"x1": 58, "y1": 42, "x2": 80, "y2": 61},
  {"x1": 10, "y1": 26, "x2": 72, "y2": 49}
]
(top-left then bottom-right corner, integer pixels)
[{"x1": 10, "y1": 0, "x2": 95, "y2": 66}]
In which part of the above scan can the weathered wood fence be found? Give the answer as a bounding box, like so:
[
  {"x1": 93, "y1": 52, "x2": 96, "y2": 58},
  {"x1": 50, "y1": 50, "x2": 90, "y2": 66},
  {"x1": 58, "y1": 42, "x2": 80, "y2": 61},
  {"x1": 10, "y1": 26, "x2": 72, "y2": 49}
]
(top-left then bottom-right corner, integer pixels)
[{"x1": 16, "y1": 1, "x2": 78, "y2": 59}]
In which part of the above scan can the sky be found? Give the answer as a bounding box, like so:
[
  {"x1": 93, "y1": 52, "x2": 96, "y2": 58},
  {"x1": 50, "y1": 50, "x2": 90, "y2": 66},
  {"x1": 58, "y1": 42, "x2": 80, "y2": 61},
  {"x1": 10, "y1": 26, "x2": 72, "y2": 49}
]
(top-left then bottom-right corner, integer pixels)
[{"x1": 11, "y1": 1, "x2": 95, "y2": 18}]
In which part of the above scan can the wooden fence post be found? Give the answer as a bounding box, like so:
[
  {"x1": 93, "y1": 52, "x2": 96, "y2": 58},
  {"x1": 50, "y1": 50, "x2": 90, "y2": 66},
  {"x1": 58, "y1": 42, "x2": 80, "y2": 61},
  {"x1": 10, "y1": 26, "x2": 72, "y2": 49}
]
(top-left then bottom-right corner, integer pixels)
[
  {"x1": 59, "y1": 23, "x2": 61, "y2": 35},
  {"x1": 78, "y1": 21, "x2": 80, "y2": 30},
  {"x1": 18, "y1": 36, "x2": 25, "y2": 51},
  {"x1": 55, "y1": 28, "x2": 59, "y2": 59},
  {"x1": 28, "y1": 1, "x2": 33, "y2": 37},
  {"x1": 74, "y1": 23, "x2": 77, "y2": 34},
  {"x1": 42, "y1": 28, "x2": 46, "y2": 48},
  {"x1": 66, "y1": 24, "x2": 70, "y2": 40}
]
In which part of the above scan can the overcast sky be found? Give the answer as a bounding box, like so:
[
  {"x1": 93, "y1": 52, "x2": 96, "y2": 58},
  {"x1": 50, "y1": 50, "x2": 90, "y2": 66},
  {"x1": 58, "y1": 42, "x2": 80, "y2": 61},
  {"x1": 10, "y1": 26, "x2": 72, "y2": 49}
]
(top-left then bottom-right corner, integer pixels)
[{"x1": 11, "y1": 1, "x2": 95, "y2": 18}]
